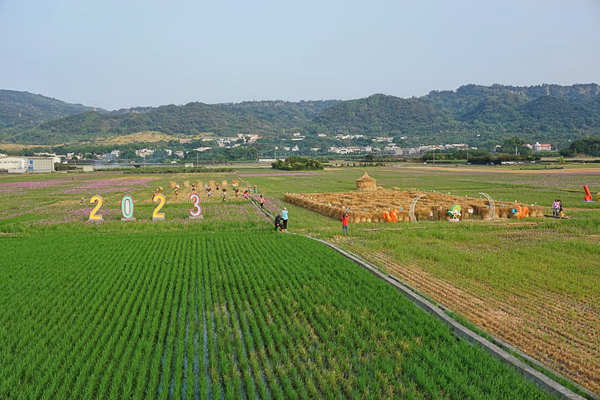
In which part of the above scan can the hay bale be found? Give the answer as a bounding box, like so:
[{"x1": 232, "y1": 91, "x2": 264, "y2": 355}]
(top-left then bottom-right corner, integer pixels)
[
  {"x1": 183, "y1": 181, "x2": 190, "y2": 188},
  {"x1": 222, "y1": 180, "x2": 228, "y2": 188},
  {"x1": 530, "y1": 206, "x2": 545, "y2": 217},
  {"x1": 169, "y1": 181, "x2": 177, "y2": 189},
  {"x1": 208, "y1": 180, "x2": 215, "y2": 189},
  {"x1": 356, "y1": 172, "x2": 377, "y2": 191}
]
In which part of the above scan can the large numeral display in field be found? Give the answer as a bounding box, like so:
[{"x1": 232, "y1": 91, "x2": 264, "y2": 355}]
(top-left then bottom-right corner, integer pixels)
[
  {"x1": 121, "y1": 195, "x2": 135, "y2": 220},
  {"x1": 88, "y1": 195, "x2": 103, "y2": 221},
  {"x1": 87, "y1": 193, "x2": 207, "y2": 221},
  {"x1": 189, "y1": 193, "x2": 203, "y2": 218},
  {"x1": 152, "y1": 193, "x2": 166, "y2": 220}
]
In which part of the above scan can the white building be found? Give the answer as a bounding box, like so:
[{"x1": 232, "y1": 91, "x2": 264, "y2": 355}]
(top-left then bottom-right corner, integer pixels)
[
  {"x1": 0, "y1": 156, "x2": 55, "y2": 173},
  {"x1": 0, "y1": 157, "x2": 27, "y2": 172},
  {"x1": 329, "y1": 146, "x2": 361, "y2": 154},
  {"x1": 135, "y1": 149, "x2": 155, "y2": 157},
  {"x1": 27, "y1": 157, "x2": 55, "y2": 172},
  {"x1": 533, "y1": 142, "x2": 552, "y2": 152}
]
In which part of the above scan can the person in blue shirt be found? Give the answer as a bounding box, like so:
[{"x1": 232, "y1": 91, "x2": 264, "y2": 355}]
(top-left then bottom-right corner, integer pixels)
[{"x1": 281, "y1": 207, "x2": 289, "y2": 232}]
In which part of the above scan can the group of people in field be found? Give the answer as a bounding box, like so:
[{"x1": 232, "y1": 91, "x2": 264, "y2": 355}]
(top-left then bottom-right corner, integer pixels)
[
  {"x1": 552, "y1": 199, "x2": 564, "y2": 218},
  {"x1": 273, "y1": 207, "x2": 350, "y2": 236},
  {"x1": 274, "y1": 208, "x2": 289, "y2": 232},
  {"x1": 187, "y1": 183, "x2": 261, "y2": 202},
  {"x1": 151, "y1": 180, "x2": 355, "y2": 235}
]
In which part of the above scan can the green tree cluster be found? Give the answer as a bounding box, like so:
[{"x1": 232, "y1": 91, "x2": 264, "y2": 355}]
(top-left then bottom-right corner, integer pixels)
[
  {"x1": 271, "y1": 156, "x2": 323, "y2": 171},
  {"x1": 560, "y1": 137, "x2": 600, "y2": 157}
]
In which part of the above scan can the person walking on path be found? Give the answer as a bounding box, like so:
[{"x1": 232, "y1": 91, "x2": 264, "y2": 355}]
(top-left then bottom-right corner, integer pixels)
[
  {"x1": 259, "y1": 194, "x2": 265, "y2": 209},
  {"x1": 222, "y1": 188, "x2": 227, "y2": 202},
  {"x1": 274, "y1": 214, "x2": 282, "y2": 232},
  {"x1": 552, "y1": 199, "x2": 559, "y2": 218},
  {"x1": 341, "y1": 213, "x2": 349, "y2": 235},
  {"x1": 281, "y1": 207, "x2": 289, "y2": 232}
]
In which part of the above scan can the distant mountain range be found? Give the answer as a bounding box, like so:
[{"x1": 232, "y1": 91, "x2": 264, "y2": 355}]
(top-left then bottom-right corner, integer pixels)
[{"x1": 1, "y1": 84, "x2": 599, "y2": 148}]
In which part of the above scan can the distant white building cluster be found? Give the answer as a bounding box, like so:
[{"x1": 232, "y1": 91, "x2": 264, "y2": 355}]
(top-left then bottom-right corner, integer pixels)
[
  {"x1": 201, "y1": 134, "x2": 262, "y2": 148},
  {"x1": 328, "y1": 146, "x2": 374, "y2": 154},
  {"x1": 327, "y1": 142, "x2": 470, "y2": 156}
]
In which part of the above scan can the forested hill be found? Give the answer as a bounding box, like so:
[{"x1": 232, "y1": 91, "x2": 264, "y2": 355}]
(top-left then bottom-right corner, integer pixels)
[
  {"x1": 311, "y1": 84, "x2": 600, "y2": 145},
  {"x1": 15, "y1": 102, "x2": 272, "y2": 144},
  {"x1": 0, "y1": 90, "x2": 100, "y2": 130},
  {"x1": 1, "y1": 84, "x2": 599, "y2": 146},
  {"x1": 4, "y1": 99, "x2": 341, "y2": 144},
  {"x1": 309, "y1": 94, "x2": 457, "y2": 137}
]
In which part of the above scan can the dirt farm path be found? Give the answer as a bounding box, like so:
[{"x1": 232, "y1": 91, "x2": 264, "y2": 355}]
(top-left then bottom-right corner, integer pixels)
[{"x1": 338, "y1": 243, "x2": 600, "y2": 394}]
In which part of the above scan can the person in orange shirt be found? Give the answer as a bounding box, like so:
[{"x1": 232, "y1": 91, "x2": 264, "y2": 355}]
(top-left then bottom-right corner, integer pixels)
[{"x1": 341, "y1": 213, "x2": 349, "y2": 235}]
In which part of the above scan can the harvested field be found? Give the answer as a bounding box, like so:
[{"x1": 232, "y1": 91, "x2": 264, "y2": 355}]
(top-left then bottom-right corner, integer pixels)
[{"x1": 285, "y1": 190, "x2": 545, "y2": 223}]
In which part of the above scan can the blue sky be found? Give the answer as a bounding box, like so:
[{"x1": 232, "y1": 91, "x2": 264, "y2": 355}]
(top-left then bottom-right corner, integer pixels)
[{"x1": 1, "y1": 0, "x2": 599, "y2": 110}]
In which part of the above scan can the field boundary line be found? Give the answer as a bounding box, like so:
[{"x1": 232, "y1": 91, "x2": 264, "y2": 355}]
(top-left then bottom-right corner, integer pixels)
[{"x1": 249, "y1": 195, "x2": 595, "y2": 400}]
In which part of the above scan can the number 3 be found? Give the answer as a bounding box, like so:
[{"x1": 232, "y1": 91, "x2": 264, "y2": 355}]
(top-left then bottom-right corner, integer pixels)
[
  {"x1": 153, "y1": 193, "x2": 165, "y2": 220},
  {"x1": 189, "y1": 193, "x2": 202, "y2": 218},
  {"x1": 89, "y1": 195, "x2": 103, "y2": 221}
]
